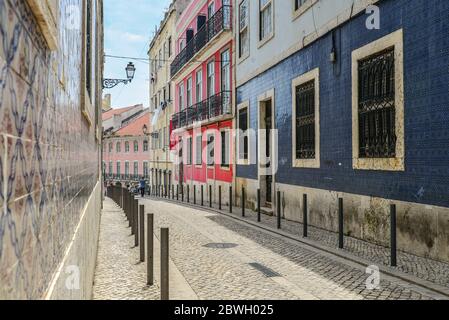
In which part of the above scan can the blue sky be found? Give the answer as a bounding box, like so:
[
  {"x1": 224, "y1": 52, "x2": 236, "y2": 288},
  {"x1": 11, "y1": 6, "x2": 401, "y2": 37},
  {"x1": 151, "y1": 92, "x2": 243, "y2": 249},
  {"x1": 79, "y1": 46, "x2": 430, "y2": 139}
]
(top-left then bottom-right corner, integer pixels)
[{"x1": 104, "y1": 0, "x2": 171, "y2": 109}]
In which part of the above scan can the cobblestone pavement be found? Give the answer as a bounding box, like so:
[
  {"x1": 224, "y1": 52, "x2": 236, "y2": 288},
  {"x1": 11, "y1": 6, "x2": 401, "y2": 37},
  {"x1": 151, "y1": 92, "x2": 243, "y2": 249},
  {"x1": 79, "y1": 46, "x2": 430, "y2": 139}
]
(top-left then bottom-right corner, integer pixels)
[
  {"x1": 216, "y1": 203, "x2": 449, "y2": 289},
  {"x1": 137, "y1": 197, "x2": 443, "y2": 300},
  {"x1": 151, "y1": 193, "x2": 449, "y2": 290},
  {"x1": 92, "y1": 198, "x2": 160, "y2": 300}
]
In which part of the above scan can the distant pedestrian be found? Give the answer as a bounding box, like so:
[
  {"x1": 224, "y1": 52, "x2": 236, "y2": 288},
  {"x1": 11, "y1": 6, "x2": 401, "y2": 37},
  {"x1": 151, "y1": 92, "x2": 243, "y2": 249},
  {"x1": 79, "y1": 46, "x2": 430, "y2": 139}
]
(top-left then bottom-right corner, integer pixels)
[{"x1": 139, "y1": 177, "x2": 146, "y2": 197}]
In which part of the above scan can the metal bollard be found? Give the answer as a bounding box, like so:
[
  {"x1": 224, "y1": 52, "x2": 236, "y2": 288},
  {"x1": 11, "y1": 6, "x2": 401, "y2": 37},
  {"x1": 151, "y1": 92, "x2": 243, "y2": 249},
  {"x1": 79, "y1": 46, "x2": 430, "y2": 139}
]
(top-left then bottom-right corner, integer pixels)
[
  {"x1": 338, "y1": 198, "x2": 344, "y2": 249},
  {"x1": 194, "y1": 185, "x2": 196, "y2": 205},
  {"x1": 161, "y1": 228, "x2": 169, "y2": 300},
  {"x1": 219, "y1": 186, "x2": 222, "y2": 210},
  {"x1": 229, "y1": 186, "x2": 233, "y2": 213},
  {"x1": 242, "y1": 187, "x2": 246, "y2": 217},
  {"x1": 134, "y1": 200, "x2": 139, "y2": 247},
  {"x1": 201, "y1": 185, "x2": 204, "y2": 206},
  {"x1": 140, "y1": 205, "x2": 145, "y2": 262},
  {"x1": 187, "y1": 185, "x2": 190, "y2": 203},
  {"x1": 181, "y1": 185, "x2": 184, "y2": 202},
  {"x1": 176, "y1": 185, "x2": 179, "y2": 201},
  {"x1": 209, "y1": 185, "x2": 212, "y2": 208},
  {"x1": 257, "y1": 189, "x2": 261, "y2": 222},
  {"x1": 277, "y1": 191, "x2": 281, "y2": 229},
  {"x1": 391, "y1": 204, "x2": 397, "y2": 267},
  {"x1": 303, "y1": 194, "x2": 308, "y2": 238},
  {"x1": 147, "y1": 214, "x2": 154, "y2": 286}
]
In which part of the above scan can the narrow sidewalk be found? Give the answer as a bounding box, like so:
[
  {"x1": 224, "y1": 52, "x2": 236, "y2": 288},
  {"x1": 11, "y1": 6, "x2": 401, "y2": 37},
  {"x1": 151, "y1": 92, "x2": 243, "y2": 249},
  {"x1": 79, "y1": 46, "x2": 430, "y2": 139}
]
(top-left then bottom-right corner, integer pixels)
[{"x1": 92, "y1": 197, "x2": 197, "y2": 300}]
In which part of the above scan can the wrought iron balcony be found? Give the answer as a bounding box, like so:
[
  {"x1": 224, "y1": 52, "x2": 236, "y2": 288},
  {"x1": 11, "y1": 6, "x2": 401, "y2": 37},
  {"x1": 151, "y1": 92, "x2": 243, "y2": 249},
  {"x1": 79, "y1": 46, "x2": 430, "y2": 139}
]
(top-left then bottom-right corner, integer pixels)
[
  {"x1": 170, "y1": 5, "x2": 232, "y2": 78},
  {"x1": 172, "y1": 91, "x2": 232, "y2": 130}
]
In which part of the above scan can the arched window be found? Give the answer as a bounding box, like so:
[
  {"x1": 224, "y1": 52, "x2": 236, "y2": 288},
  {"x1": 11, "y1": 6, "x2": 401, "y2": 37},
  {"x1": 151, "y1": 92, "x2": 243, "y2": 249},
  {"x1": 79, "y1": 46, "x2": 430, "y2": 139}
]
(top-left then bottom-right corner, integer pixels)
[
  {"x1": 125, "y1": 141, "x2": 130, "y2": 153},
  {"x1": 109, "y1": 142, "x2": 113, "y2": 153},
  {"x1": 134, "y1": 141, "x2": 139, "y2": 152},
  {"x1": 116, "y1": 142, "x2": 121, "y2": 153},
  {"x1": 143, "y1": 140, "x2": 149, "y2": 152}
]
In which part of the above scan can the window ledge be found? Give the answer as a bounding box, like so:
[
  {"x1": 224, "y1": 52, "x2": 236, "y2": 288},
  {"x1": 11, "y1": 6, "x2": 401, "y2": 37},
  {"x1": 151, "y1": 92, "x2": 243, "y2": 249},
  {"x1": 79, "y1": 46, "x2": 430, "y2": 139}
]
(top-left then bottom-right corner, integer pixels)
[
  {"x1": 353, "y1": 158, "x2": 405, "y2": 172},
  {"x1": 257, "y1": 32, "x2": 275, "y2": 49},
  {"x1": 292, "y1": 0, "x2": 318, "y2": 22},
  {"x1": 293, "y1": 159, "x2": 320, "y2": 169}
]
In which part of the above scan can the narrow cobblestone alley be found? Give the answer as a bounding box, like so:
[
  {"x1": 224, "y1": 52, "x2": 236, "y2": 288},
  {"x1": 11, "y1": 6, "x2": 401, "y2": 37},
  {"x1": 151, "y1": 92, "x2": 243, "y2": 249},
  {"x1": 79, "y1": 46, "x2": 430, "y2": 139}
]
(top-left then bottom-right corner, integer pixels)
[{"x1": 92, "y1": 197, "x2": 447, "y2": 300}]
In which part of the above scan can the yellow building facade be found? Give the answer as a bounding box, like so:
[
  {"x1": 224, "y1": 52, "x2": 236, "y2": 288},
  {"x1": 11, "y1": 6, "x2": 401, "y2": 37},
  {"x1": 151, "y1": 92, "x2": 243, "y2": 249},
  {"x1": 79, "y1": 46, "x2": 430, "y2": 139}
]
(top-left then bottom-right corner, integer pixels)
[{"x1": 148, "y1": 0, "x2": 188, "y2": 192}]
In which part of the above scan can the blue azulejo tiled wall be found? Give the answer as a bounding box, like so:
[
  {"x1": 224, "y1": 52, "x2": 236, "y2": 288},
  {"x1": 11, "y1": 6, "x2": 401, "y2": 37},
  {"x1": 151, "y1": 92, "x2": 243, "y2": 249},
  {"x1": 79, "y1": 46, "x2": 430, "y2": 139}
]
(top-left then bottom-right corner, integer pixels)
[
  {"x1": 236, "y1": 0, "x2": 449, "y2": 208},
  {"x1": 0, "y1": 0, "x2": 101, "y2": 299}
]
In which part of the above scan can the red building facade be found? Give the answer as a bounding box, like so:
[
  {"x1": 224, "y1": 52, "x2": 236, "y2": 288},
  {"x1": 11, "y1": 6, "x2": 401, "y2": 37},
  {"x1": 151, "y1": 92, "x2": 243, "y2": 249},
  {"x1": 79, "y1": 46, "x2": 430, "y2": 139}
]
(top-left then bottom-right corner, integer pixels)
[{"x1": 170, "y1": 0, "x2": 234, "y2": 198}]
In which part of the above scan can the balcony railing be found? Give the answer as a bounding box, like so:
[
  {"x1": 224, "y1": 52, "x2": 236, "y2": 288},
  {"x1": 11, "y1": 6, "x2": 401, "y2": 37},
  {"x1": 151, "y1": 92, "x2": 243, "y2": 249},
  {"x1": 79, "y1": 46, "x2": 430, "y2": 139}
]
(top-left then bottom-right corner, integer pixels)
[
  {"x1": 171, "y1": 5, "x2": 232, "y2": 78},
  {"x1": 172, "y1": 91, "x2": 232, "y2": 130}
]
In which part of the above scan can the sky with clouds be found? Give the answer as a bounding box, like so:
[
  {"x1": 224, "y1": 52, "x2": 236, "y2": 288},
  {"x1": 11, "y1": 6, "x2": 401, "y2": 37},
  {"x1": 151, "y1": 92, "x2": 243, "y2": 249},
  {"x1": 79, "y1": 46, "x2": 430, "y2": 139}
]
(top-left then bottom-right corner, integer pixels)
[{"x1": 104, "y1": 0, "x2": 171, "y2": 109}]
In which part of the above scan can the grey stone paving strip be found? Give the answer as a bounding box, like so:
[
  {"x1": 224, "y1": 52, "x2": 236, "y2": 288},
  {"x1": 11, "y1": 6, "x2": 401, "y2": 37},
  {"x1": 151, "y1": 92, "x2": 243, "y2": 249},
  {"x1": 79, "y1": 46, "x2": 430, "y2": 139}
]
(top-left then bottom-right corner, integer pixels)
[
  {"x1": 92, "y1": 198, "x2": 160, "y2": 300},
  {"x1": 140, "y1": 198, "x2": 442, "y2": 300},
  {"x1": 146, "y1": 195, "x2": 449, "y2": 298}
]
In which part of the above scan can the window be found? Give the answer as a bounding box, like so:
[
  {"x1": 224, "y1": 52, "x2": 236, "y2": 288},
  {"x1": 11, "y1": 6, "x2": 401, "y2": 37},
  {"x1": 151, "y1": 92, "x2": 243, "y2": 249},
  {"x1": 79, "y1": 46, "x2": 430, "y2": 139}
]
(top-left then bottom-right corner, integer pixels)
[
  {"x1": 196, "y1": 69, "x2": 203, "y2": 103},
  {"x1": 109, "y1": 161, "x2": 113, "y2": 175},
  {"x1": 143, "y1": 140, "x2": 149, "y2": 152},
  {"x1": 208, "y1": 2, "x2": 215, "y2": 18},
  {"x1": 292, "y1": 68, "x2": 320, "y2": 168},
  {"x1": 238, "y1": 103, "x2": 249, "y2": 162},
  {"x1": 125, "y1": 162, "x2": 130, "y2": 177},
  {"x1": 294, "y1": 0, "x2": 307, "y2": 10},
  {"x1": 207, "y1": 61, "x2": 215, "y2": 97},
  {"x1": 168, "y1": 36, "x2": 172, "y2": 57},
  {"x1": 109, "y1": 142, "x2": 113, "y2": 153},
  {"x1": 259, "y1": 0, "x2": 273, "y2": 42},
  {"x1": 116, "y1": 142, "x2": 121, "y2": 153},
  {"x1": 125, "y1": 141, "x2": 130, "y2": 153},
  {"x1": 187, "y1": 77, "x2": 193, "y2": 108},
  {"x1": 195, "y1": 135, "x2": 202, "y2": 165},
  {"x1": 117, "y1": 162, "x2": 121, "y2": 176},
  {"x1": 134, "y1": 162, "x2": 139, "y2": 177},
  {"x1": 221, "y1": 50, "x2": 230, "y2": 92},
  {"x1": 186, "y1": 137, "x2": 193, "y2": 165},
  {"x1": 207, "y1": 134, "x2": 215, "y2": 166},
  {"x1": 159, "y1": 130, "x2": 162, "y2": 149},
  {"x1": 179, "y1": 83, "x2": 184, "y2": 110},
  {"x1": 134, "y1": 141, "x2": 139, "y2": 153},
  {"x1": 168, "y1": 83, "x2": 172, "y2": 101},
  {"x1": 81, "y1": 0, "x2": 96, "y2": 125},
  {"x1": 239, "y1": 0, "x2": 249, "y2": 59},
  {"x1": 293, "y1": 0, "x2": 317, "y2": 20},
  {"x1": 165, "y1": 127, "x2": 169, "y2": 146},
  {"x1": 143, "y1": 162, "x2": 149, "y2": 177},
  {"x1": 158, "y1": 49, "x2": 162, "y2": 68},
  {"x1": 221, "y1": 130, "x2": 230, "y2": 168},
  {"x1": 358, "y1": 49, "x2": 395, "y2": 159},
  {"x1": 352, "y1": 29, "x2": 404, "y2": 171}
]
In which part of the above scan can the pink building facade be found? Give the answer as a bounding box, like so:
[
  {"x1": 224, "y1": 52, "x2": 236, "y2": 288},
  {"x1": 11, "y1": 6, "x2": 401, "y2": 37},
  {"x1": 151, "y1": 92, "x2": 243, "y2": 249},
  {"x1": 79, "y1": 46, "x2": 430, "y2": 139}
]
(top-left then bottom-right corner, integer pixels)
[
  {"x1": 103, "y1": 110, "x2": 151, "y2": 183},
  {"x1": 170, "y1": 0, "x2": 234, "y2": 199}
]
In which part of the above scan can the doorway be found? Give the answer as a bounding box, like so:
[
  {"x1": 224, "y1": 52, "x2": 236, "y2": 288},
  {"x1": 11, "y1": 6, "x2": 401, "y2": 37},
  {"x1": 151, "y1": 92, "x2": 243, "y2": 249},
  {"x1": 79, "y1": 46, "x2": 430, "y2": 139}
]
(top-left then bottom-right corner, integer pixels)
[{"x1": 258, "y1": 90, "x2": 275, "y2": 208}]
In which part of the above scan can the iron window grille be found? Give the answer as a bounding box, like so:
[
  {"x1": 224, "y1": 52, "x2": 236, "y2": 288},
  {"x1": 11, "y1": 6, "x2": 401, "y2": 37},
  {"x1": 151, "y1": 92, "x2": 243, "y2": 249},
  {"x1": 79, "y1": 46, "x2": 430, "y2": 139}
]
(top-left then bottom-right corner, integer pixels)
[
  {"x1": 358, "y1": 48, "x2": 396, "y2": 158},
  {"x1": 295, "y1": 80, "x2": 316, "y2": 159}
]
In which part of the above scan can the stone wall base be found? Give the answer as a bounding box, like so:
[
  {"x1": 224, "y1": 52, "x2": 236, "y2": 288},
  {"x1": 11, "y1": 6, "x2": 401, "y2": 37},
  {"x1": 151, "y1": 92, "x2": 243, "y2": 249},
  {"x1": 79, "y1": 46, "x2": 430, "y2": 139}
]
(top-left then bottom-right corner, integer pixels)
[{"x1": 235, "y1": 178, "x2": 449, "y2": 264}]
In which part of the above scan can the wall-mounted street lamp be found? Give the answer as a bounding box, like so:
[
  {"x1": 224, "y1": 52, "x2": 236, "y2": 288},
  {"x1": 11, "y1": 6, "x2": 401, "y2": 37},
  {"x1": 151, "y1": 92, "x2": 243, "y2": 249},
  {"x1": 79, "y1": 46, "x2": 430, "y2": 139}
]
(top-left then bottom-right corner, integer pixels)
[{"x1": 103, "y1": 62, "x2": 136, "y2": 89}]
